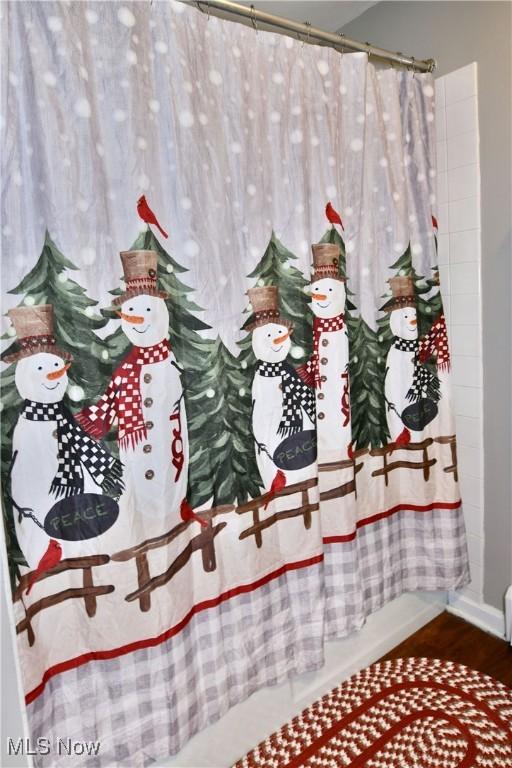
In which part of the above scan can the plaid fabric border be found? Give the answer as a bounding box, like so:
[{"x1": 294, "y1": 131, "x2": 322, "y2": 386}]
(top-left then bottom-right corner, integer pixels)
[
  {"x1": 324, "y1": 505, "x2": 470, "y2": 639},
  {"x1": 27, "y1": 563, "x2": 325, "y2": 768}
]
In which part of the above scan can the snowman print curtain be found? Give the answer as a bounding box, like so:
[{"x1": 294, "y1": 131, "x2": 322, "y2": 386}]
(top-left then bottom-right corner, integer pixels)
[{"x1": 1, "y1": 2, "x2": 469, "y2": 765}]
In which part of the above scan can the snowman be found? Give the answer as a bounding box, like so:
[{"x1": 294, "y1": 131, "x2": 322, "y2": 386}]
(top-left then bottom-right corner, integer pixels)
[
  {"x1": 77, "y1": 250, "x2": 188, "y2": 531},
  {"x1": 382, "y1": 276, "x2": 440, "y2": 444},
  {"x1": 298, "y1": 243, "x2": 351, "y2": 462},
  {"x1": 247, "y1": 286, "x2": 316, "y2": 494},
  {"x1": 4, "y1": 305, "x2": 124, "y2": 570}
]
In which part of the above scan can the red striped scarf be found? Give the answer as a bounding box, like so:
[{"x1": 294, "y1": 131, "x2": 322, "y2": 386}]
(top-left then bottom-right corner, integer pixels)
[
  {"x1": 76, "y1": 340, "x2": 170, "y2": 450},
  {"x1": 418, "y1": 313, "x2": 451, "y2": 371}
]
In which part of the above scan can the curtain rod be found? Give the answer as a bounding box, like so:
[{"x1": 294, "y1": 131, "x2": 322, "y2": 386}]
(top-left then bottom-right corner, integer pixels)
[{"x1": 182, "y1": 0, "x2": 436, "y2": 73}]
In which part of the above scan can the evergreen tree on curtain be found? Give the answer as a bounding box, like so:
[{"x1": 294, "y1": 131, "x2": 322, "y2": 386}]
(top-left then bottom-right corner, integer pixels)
[
  {"x1": 186, "y1": 337, "x2": 261, "y2": 508},
  {"x1": 348, "y1": 316, "x2": 390, "y2": 449}
]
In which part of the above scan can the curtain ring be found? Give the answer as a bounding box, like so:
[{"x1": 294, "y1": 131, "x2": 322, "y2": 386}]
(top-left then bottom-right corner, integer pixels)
[
  {"x1": 250, "y1": 4, "x2": 258, "y2": 33},
  {"x1": 196, "y1": 1, "x2": 210, "y2": 20},
  {"x1": 337, "y1": 31, "x2": 345, "y2": 57},
  {"x1": 301, "y1": 20, "x2": 311, "y2": 48}
]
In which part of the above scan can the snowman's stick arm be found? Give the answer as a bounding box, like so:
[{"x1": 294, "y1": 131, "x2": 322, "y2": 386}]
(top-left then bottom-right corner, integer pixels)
[
  {"x1": 4, "y1": 451, "x2": 43, "y2": 529},
  {"x1": 250, "y1": 399, "x2": 273, "y2": 459},
  {"x1": 383, "y1": 367, "x2": 401, "y2": 417},
  {"x1": 171, "y1": 391, "x2": 185, "y2": 414}
]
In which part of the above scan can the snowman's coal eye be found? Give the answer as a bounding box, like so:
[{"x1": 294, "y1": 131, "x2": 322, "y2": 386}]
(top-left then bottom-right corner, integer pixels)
[
  {"x1": 329, "y1": 288, "x2": 333, "y2": 292},
  {"x1": 129, "y1": 307, "x2": 134, "y2": 312},
  {"x1": 54, "y1": 362, "x2": 59, "y2": 367},
  {"x1": 37, "y1": 366, "x2": 42, "y2": 371},
  {"x1": 146, "y1": 307, "x2": 151, "y2": 312}
]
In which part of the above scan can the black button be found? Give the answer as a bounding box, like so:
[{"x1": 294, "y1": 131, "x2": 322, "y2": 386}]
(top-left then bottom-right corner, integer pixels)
[
  {"x1": 320, "y1": 357, "x2": 328, "y2": 365},
  {"x1": 148, "y1": 268, "x2": 156, "y2": 278},
  {"x1": 144, "y1": 397, "x2": 153, "y2": 408},
  {"x1": 143, "y1": 444, "x2": 152, "y2": 454},
  {"x1": 144, "y1": 373, "x2": 152, "y2": 384},
  {"x1": 322, "y1": 339, "x2": 329, "y2": 347},
  {"x1": 321, "y1": 375, "x2": 327, "y2": 383},
  {"x1": 145, "y1": 470, "x2": 154, "y2": 480},
  {"x1": 317, "y1": 392, "x2": 325, "y2": 400},
  {"x1": 146, "y1": 421, "x2": 154, "y2": 430},
  {"x1": 318, "y1": 412, "x2": 325, "y2": 420}
]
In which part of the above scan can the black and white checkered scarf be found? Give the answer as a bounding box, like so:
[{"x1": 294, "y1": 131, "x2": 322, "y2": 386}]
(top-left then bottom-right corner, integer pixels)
[
  {"x1": 257, "y1": 361, "x2": 316, "y2": 436},
  {"x1": 22, "y1": 400, "x2": 124, "y2": 499},
  {"x1": 394, "y1": 338, "x2": 441, "y2": 404}
]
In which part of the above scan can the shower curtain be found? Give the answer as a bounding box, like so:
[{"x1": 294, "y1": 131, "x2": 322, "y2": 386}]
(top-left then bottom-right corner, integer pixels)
[{"x1": 1, "y1": 2, "x2": 469, "y2": 765}]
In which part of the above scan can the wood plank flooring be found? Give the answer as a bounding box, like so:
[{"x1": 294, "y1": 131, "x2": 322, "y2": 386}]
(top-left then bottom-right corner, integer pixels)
[{"x1": 380, "y1": 610, "x2": 512, "y2": 687}]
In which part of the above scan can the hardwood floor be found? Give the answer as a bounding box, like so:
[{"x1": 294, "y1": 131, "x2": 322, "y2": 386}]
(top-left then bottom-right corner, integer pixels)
[{"x1": 380, "y1": 611, "x2": 512, "y2": 687}]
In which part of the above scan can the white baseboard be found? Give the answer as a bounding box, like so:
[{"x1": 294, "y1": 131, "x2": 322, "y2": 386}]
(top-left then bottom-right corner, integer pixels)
[
  {"x1": 163, "y1": 592, "x2": 446, "y2": 767},
  {"x1": 447, "y1": 591, "x2": 506, "y2": 639}
]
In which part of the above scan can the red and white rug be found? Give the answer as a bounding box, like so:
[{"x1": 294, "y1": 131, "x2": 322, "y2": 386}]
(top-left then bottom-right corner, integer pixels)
[{"x1": 234, "y1": 657, "x2": 512, "y2": 767}]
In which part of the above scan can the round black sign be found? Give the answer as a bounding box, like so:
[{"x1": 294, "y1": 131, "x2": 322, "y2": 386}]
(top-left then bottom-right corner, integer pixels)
[
  {"x1": 273, "y1": 429, "x2": 317, "y2": 471},
  {"x1": 44, "y1": 493, "x2": 119, "y2": 541},
  {"x1": 401, "y1": 398, "x2": 438, "y2": 431}
]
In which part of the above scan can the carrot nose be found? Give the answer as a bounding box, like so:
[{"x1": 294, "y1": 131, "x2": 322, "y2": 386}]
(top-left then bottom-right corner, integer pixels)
[
  {"x1": 117, "y1": 311, "x2": 145, "y2": 324},
  {"x1": 410, "y1": 318, "x2": 417, "y2": 326},
  {"x1": 273, "y1": 332, "x2": 289, "y2": 345},
  {"x1": 312, "y1": 293, "x2": 327, "y2": 301},
  {"x1": 46, "y1": 363, "x2": 71, "y2": 380}
]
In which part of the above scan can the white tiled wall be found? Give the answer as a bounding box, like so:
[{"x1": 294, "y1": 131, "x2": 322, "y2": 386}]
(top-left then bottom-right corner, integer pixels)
[{"x1": 435, "y1": 63, "x2": 484, "y2": 602}]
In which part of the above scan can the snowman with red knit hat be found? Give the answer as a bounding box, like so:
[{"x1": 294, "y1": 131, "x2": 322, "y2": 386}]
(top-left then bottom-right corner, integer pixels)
[
  {"x1": 77, "y1": 250, "x2": 188, "y2": 529},
  {"x1": 4, "y1": 304, "x2": 124, "y2": 571}
]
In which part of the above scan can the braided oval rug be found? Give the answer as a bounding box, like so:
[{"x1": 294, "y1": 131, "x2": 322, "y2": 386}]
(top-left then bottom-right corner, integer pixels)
[{"x1": 233, "y1": 657, "x2": 512, "y2": 768}]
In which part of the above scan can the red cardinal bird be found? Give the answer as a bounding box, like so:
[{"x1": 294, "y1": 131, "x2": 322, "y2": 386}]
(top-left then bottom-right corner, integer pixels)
[
  {"x1": 264, "y1": 470, "x2": 286, "y2": 510},
  {"x1": 325, "y1": 202, "x2": 344, "y2": 230},
  {"x1": 137, "y1": 195, "x2": 168, "y2": 239},
  {"x1": 26, "y1": 539, "x2": 62, "y2": 595},
  {"x1": 180, "y1": 499, "x2": 208, "y2": 528},
  {"x1": 432, "y1": 214, "x2": 438, "y2": 231},
  {"x1": 395, "y1": 427, "x2": 411, "y2": 447}
]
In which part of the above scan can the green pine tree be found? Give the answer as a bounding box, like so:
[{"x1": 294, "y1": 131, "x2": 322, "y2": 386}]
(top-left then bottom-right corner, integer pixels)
[
  {"x1": 1, "y1": 230, "x2": 113, "y2": 589},
  {"x1": 186, "y1": 337, "x2": 261, "y2": 508},
  {"x1": 347, "y1": 314, "x2": 391, "y2": 449}
]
